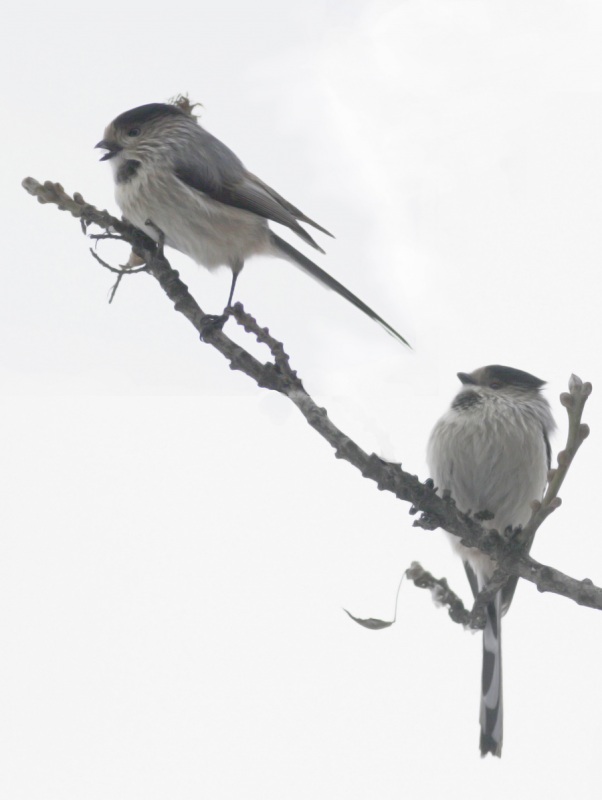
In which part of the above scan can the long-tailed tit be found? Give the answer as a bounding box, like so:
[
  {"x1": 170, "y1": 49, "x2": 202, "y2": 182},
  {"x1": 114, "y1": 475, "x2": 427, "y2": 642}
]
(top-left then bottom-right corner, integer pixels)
[
  {"x1": 427, "y1": 365, "x2": 555, "y2": 757},
  {"x1": 95, "y1": 103, "x2": 408, "y2": 345}
]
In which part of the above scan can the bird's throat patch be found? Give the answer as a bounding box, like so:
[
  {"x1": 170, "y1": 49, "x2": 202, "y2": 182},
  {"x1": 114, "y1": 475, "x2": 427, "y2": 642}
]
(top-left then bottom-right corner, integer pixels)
[
  {"x1": 452, "y1": 390, "x2": 481, "y2": 411},
  {"x1": 116, "y1": 160, "x2": 141, "y2": 184}
]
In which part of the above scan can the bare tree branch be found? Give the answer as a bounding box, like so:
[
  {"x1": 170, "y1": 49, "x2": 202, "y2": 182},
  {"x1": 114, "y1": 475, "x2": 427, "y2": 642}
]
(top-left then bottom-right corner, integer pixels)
[{"x1": 22, "y1": 177, "x2": 600, "y2": 616}]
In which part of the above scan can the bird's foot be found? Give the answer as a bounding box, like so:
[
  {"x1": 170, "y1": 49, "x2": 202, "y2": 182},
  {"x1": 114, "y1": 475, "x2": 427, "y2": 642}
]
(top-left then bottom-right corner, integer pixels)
[{"x1": 199, "y1": 312, "x2": 229, "y2": 340}]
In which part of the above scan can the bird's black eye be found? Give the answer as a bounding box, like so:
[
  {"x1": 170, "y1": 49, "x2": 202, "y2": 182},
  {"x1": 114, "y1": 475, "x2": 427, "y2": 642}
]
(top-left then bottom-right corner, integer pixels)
[
  {"x1": 127, "y1": 127, "x2": 141, "y2": 137},
  {"x1": 489, "y1": 381, "x2": 503, "y2": 389}
]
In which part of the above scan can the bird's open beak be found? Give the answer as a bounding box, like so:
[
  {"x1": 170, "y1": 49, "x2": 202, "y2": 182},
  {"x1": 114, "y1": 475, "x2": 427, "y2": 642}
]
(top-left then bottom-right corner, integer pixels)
[
  {"x1": 95, "y1": 140, "x2": 122, "y2": 161},
  {"x1": 457, "y1": 372, "x2": 476, "y2": 385}
]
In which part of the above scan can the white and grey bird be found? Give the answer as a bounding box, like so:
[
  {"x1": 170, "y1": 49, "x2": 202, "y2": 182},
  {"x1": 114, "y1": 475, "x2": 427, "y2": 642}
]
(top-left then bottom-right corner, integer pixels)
[
  {"x1": 95, "y1": 102, "x2": 408, "y2": 345},
  {"x1": 427, "y1": 365, "x2": 555, "y2": 757}
]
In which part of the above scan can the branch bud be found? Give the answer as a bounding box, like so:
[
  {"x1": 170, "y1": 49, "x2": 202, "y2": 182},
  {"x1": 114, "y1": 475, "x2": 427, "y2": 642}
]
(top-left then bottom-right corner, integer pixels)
[{"x1": 557, "y1": 450, "x2": 570, "y2": 467}]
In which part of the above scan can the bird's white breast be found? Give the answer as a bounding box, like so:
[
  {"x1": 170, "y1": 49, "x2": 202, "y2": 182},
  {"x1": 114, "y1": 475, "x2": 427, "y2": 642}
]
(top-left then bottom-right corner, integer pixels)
[
  {"x1": 114, "y1": 162, "x2": 271, "y2": 271},
  {"x1": 427, "y1": 393, "x2": 549, "y2": 580}
]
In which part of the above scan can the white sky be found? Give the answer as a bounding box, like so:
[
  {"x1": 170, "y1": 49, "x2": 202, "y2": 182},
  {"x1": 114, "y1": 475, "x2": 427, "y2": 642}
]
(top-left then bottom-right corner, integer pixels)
[{"x1": 4, "y1": 0, "x2": 602, "y2": 797}]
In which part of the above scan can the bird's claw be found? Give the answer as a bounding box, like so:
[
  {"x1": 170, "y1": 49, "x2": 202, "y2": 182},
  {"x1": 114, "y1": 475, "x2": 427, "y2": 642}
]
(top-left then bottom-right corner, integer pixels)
[{"x1": 199, "y1": 313, "x2": 229, "y2": 340}]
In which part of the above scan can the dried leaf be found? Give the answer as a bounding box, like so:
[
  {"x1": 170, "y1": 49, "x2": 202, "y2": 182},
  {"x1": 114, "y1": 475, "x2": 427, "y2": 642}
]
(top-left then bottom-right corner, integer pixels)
[{"x1": 343, "y1": 608, "x2": 395, "y2": 629}]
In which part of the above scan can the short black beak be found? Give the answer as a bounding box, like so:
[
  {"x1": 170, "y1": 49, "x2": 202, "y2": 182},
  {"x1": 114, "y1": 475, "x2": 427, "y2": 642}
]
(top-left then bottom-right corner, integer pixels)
[
  {"x1": 95, "y1": 139, "x2": 122, "y2": 161},
  {"x1": 457, "y1": 372, "x2": 476, "y2": 385}
]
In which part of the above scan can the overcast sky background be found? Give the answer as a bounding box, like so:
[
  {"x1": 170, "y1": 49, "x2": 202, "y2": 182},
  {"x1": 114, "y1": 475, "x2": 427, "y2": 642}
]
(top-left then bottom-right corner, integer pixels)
[{"x1": 3, "y1": 0, "x2": 602, "y2": 797}]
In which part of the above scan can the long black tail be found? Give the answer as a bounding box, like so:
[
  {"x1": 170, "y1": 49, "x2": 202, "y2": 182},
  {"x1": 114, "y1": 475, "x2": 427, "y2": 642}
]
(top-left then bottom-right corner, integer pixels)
[
  {"x1": 270, "y1": 233, "x2": 410, "y2": 347},
  {"x1": 480, "y1": 591, "x2": 503, "y2": 757}
]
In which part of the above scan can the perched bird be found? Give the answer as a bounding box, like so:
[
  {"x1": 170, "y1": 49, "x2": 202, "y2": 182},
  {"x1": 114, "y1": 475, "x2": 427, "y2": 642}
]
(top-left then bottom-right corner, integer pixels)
[
  {"x1": 96, "y1": 102, "x2": 408, "y2": 345},
  {"x1": 427, "y1": 365, "x2": 555, "y2": 757}
]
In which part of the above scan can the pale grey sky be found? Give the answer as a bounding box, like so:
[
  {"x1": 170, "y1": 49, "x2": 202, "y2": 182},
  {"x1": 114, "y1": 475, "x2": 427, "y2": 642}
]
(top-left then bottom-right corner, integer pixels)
[{"x1": 4, "y1": 0, "x2": 602, "y2": 797}]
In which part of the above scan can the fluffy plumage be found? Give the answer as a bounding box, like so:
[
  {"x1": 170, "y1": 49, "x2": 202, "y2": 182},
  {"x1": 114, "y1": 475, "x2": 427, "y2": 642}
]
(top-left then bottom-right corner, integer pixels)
[
  {"x1": 96, "y1": 103, "x2": 408, "y2": 345},
  {"x1": 427, "y1": 365, "x2": 555, "y2": 756}
]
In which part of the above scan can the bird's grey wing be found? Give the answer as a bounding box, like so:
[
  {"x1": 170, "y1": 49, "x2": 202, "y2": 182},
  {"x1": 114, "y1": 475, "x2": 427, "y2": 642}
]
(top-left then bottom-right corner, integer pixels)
[
  {"x1": 246, "y1": 172, "x2": 334, "y2": 239},
  {"x1": 173, "y1": 130, "x2": 329, "y2": 252}
]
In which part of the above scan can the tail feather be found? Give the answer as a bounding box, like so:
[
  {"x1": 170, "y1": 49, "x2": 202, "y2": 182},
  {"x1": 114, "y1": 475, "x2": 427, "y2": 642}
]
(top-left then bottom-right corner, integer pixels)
[
  {"x1": 269, "y1": 232, "x2": 410, "y2": 347},
  {"x1": 480, "y1": 591, "x2": 503, "y2": 757}
]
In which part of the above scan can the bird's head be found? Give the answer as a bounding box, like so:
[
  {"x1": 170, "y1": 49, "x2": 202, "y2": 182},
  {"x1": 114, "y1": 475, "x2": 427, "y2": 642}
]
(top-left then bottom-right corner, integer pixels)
[
  {"x1": 95, "y1": 103, "x2": 190, "y2": 168},
  {"x1": 457, "y1": 365, "x2": 546, "y2": 402}
]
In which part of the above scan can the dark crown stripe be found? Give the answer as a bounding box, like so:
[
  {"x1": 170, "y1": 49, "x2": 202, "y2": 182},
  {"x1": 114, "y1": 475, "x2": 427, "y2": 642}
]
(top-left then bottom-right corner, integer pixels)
[
  {"x1": 485, "y1": 365, "x2": 545, "y2": 389},
  {"x1": 113, "y1": 103, "x2": 184, "y2": 130}
]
